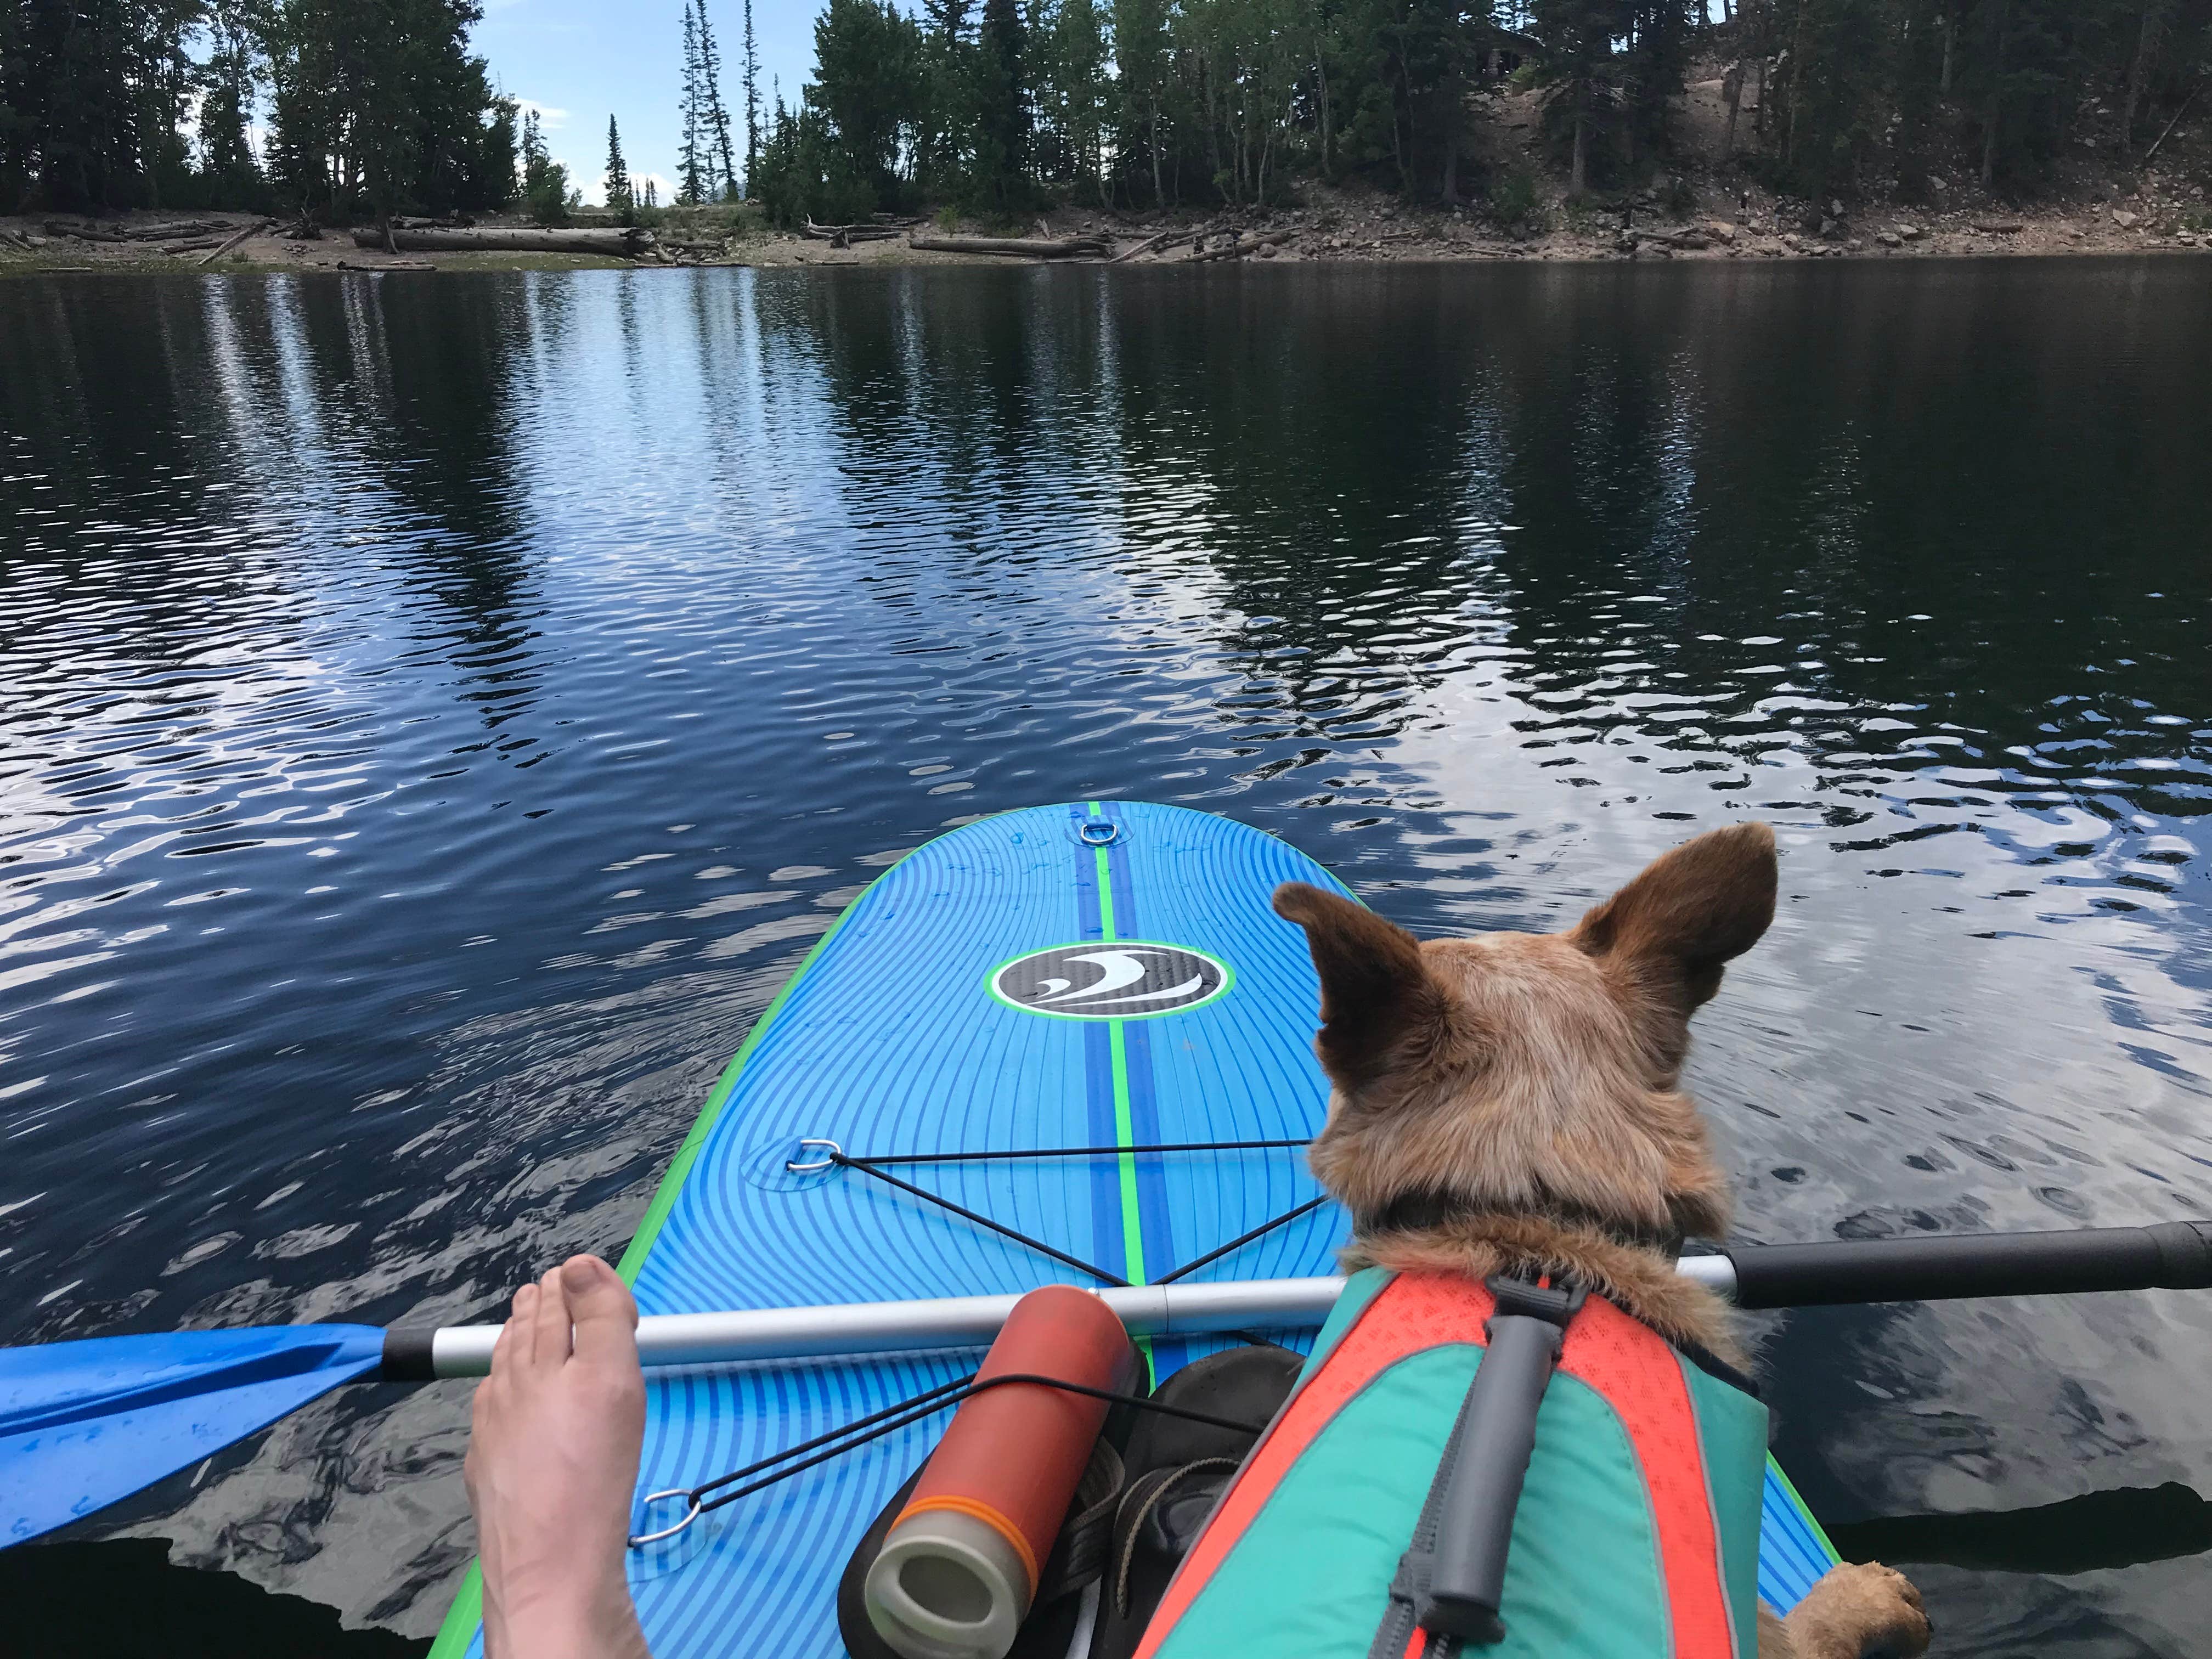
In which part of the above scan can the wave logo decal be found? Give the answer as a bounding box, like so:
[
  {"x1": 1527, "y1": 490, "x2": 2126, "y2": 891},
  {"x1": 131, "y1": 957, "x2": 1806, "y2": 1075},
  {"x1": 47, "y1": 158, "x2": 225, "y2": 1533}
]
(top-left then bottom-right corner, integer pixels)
[{"x1": 988, "y1": 943, "x2": 1232, "y2": 1020}]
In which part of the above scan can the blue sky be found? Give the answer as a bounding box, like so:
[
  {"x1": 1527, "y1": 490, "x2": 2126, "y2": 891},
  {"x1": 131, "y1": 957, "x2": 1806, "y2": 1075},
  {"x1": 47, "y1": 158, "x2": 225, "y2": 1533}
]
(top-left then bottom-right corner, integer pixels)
[{"x1": 476, "y1": 0, "x2": 823, "y2": 204}]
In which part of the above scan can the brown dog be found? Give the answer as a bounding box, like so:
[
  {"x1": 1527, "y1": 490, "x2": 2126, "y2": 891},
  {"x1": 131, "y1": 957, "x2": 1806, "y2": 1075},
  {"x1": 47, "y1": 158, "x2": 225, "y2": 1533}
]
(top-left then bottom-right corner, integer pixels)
[{"x1": 1273, "y1": 823, "x2": 1931, "y2": 1659}]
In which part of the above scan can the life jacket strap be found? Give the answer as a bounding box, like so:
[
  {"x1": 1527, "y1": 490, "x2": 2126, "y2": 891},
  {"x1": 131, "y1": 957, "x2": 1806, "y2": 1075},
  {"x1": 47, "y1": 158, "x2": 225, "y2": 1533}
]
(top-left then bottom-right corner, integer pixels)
[{"x1": 1370, "y1": 1273, "x2": 1588, "y2": 1658}]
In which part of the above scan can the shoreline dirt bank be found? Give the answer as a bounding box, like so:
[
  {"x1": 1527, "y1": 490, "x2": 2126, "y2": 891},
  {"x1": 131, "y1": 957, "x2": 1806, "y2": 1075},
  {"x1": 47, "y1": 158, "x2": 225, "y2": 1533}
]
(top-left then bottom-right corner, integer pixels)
[{"x1": 7, "y1": 195, "x2": 2211, "y2": 279}]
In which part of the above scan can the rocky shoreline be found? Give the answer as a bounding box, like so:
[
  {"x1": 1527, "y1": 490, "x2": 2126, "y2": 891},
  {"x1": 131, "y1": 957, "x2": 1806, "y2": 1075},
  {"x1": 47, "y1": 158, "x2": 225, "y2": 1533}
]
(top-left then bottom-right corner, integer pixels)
[{"x1": 7, "y1": 191, "x2": 2209, "y2": 278}]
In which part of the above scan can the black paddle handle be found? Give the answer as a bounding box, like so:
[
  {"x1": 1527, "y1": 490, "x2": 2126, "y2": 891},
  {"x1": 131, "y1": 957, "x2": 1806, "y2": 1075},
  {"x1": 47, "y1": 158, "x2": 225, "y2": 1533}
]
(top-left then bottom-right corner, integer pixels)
[
  {"x1": 380, "y1": 1329, "x2": 437, "y2": 1382},
  {"x1": 1726, "y1": 1221, "x2": 2212, "y2": 1308}
]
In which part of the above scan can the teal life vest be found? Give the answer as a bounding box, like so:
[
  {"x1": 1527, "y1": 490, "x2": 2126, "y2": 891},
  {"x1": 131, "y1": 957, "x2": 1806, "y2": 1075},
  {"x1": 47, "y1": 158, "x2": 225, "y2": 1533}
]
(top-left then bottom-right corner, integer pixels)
[{"x1": 1133, "y1": 1268, "x2": 1769, "y2": 1659}]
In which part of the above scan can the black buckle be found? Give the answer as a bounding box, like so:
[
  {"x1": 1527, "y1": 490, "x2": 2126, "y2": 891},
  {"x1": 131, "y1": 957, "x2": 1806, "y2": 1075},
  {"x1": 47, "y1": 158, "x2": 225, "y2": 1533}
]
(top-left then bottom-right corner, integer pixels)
[{"x1": 1482, "y1": 1272, "x2": 1586, "y2": 1338}]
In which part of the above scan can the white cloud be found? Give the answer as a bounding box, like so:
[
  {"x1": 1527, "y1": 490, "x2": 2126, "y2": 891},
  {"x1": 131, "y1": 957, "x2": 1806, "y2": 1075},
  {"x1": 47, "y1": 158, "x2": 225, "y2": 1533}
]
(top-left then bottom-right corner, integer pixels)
[{"x1": 515, "y1": 98, "x2": 569, "y2": 130}]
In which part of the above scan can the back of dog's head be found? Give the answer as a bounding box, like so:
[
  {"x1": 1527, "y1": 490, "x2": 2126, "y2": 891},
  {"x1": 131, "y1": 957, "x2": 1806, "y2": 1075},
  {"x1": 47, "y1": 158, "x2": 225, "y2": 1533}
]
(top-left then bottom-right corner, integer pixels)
[{"x1": 1273, "y1": 823, "x2": 1777, "y2": 1248}]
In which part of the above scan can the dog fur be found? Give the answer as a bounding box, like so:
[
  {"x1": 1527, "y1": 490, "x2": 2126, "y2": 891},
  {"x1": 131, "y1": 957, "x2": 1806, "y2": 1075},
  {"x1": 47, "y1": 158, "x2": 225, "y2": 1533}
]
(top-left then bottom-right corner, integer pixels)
[{"x1": 1273, "y1": 824, "x2": 1930, "y2": 1659}]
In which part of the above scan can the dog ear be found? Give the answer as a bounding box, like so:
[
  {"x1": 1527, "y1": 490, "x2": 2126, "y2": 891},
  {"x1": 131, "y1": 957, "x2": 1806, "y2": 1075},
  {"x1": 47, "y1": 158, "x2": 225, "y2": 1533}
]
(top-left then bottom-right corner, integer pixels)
[
  {"x1": 1568, "y1": 823, "x2": 1777, "y2": 1009},
  {"x1": 1273, "y1": 882, "x2": 1446, "y2": 1090}
]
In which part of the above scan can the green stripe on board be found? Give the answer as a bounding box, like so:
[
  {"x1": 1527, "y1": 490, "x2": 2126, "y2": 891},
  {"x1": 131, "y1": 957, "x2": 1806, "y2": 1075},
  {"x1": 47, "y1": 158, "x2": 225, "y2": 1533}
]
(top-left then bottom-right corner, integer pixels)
[
  {"x1": 614, "y1": 873, "x2": 877, "y2": 1282},
  {"x1": 424, "y1": 1566, "x2": 481, "y2": 1659},
  {"x1": 1769, "y1": 1455, "x2": 1842, "y2": 1563},
  {"x1": 1087, "y1": 800, "x2": 1146, "y2": 1289},
  {"x1": 428, "y1": 857, "x2": 896, "y2": 1657},
  {"x1": 1107, "y1": 1020, "x2": 1147, "y2": 1285}
]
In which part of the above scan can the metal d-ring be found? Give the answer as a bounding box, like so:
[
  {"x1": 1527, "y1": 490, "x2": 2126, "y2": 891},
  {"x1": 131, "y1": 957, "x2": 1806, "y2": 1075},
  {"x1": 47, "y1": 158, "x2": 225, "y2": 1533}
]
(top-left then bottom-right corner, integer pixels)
[
  {"x1": 1079, "y1": 818, "x2": 1119, "y2": 847},
  {"x1": 629, "y1": 1488, "x2": 703, "y2": 1548},
  {"x1": 785, "y1": 1137, "x2": 844, "y2": 1175}
]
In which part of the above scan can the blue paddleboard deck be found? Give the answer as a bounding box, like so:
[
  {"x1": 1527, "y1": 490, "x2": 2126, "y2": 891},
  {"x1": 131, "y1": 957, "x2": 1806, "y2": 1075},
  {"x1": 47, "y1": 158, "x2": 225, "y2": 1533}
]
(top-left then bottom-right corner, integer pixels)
[{"x1": 431, "y1": 802, "x2": 1833, "y2": 1657}]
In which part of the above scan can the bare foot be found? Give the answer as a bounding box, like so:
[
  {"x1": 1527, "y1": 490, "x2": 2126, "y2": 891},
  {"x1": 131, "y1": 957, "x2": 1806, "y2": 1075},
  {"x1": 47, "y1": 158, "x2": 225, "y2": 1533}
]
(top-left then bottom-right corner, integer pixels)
[
  {"x1": 465, "y1": 1255, "x2": 654, "y2": 1659},
  {"x1": 1781, "y1": 1561, "x2": 1931, "y2": 1659}
]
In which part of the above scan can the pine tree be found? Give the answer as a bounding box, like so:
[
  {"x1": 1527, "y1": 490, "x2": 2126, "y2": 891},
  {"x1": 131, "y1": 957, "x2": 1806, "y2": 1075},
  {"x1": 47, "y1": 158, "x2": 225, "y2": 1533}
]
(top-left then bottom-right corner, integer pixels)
[
  {"x1": 743, "y1": 0, "x2": 761, "y2": 193},
  {"x1": 921, "y1": 0, "x2": 977, "y2": 198},
  {"x1": 696, "y1": 0, "x2": 741, "y2": 199},
  {"x1": 679, "y1": 0, "x2": 706, "y2": 203},
  {"x1": 604, "y1": 113, "x2": 634, "y2": 221},
  {"x1": 973, "y1": 0, "x2": 1030, "y2": 206},
  {"x1": 1531, "y1": 0, "x2": 1625, "y2": 194}
]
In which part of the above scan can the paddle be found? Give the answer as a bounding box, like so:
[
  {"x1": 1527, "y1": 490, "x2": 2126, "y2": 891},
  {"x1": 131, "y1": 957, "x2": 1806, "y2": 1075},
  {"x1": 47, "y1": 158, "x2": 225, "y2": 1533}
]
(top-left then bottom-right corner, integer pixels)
[{"x1": 8, "y1": 1219, "x2": 2210, "y2": 1549}]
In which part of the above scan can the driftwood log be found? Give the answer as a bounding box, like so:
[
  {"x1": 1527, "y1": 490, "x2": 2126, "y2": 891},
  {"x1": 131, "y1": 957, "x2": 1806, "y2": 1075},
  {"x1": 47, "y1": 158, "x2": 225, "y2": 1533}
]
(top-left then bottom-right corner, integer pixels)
[
  {"x1": 46, "y1": 219, "x2": 128, "y2": 242},
  {"x1": 1971, "y1": 221, "x2": 2025, "y2": 234},
  {"x1": 907, "y1": 234, "x2": 1109, "y2": 258},
  {"x1": 802, "y1": 219, "x2": 901, "y2": 242},
  {"x1": 1629, "y1": 225, "x2": 1720, "y2": 250},
  {"x1": 348, "y1": 225, "x2": 657, "y2": 256},
  {"x1": 198, "y1": 220, "x2": 271, "y2": 266},
  {"x1": 128, "y1": 218, "x2": 232, "y2": 241},
  {"x1": 1190, "y1": 228, "x2": 1296, "y2": 262},
  {"x1": 1109, "y1": 228, "x2": 1193, "y2": 263}
]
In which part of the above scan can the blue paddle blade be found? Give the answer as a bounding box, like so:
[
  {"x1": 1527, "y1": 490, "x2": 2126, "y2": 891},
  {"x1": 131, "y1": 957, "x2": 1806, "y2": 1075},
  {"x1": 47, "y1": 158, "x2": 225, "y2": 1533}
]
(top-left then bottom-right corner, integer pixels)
[{"x1": 1, "y1": 1324, "x2": 386, "y2": 1547}]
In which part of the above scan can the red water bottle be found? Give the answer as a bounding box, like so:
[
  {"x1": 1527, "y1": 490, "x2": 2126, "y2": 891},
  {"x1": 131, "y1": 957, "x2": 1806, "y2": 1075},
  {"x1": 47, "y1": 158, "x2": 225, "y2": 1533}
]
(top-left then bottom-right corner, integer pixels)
[{"x1": 865, "y1": 1285, "x2": 1138, "y2": 1659}]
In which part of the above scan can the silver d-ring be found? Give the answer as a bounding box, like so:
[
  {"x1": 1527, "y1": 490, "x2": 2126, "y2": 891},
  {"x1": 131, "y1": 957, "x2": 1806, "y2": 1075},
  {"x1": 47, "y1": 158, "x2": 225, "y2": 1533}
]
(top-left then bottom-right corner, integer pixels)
[
  {"x1": 1079, "y1": 819, "x2": 1118, "y2": 847},
  {"x1": 785, "y1": 1137, "x2": 844, "y2": 1174},
  {"x1": 629, "y1": 1488, "x2": 702, "y2": 1549}
]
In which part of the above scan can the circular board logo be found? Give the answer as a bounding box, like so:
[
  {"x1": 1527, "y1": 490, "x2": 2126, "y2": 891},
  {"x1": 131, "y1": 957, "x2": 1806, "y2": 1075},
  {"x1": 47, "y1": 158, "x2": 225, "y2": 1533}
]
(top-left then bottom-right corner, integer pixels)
[{"x1": 989, "y1": 942, "x2": 1232, "y2": 1021}]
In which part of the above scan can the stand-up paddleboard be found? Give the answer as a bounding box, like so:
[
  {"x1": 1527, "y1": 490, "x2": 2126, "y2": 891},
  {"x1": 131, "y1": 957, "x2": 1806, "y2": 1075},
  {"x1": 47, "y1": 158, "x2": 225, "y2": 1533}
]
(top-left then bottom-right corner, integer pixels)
[{"x1": 427, "y1": 801, "x2": 1835, "y2": 1658}]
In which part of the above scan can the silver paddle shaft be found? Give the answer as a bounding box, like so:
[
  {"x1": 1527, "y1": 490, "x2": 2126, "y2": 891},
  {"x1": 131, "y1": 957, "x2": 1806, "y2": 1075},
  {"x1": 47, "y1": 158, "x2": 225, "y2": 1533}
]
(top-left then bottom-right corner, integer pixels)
[{"x1": 421, "y1": 1259, "x2": 1739, "y2": 1378}]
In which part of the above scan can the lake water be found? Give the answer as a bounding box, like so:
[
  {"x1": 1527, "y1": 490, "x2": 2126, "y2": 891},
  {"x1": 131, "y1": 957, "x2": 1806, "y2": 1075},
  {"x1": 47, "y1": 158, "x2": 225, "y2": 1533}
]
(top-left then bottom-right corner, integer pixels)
[{"x1": 2, "y1": 261, "x2": 2208, "y2": 1655}]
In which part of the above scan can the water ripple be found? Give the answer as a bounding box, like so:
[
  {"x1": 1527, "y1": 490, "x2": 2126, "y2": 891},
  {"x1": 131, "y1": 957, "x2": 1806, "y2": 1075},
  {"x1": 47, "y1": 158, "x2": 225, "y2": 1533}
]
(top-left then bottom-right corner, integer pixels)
[{"x1": 0, "y1": 263, "x2": 2207, "y2": 1651}]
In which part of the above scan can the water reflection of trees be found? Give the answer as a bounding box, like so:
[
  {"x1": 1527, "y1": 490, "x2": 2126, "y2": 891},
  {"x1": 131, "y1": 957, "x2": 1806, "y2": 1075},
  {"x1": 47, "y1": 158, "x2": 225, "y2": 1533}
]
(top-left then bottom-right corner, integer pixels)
[
  {"x1": 228, "y1": 273, "x2": 546, "y2": 732},
  {"x1": 770, "y1": 263, "x2": 2208, "y2": 827}
]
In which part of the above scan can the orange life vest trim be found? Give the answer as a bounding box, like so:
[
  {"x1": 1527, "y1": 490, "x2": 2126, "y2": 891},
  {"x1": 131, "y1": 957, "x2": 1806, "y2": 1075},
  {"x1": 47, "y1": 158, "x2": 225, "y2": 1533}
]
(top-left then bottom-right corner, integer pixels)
[
  {"x1": 1135, "y1": 1271, "x2": 1738, "y2": 1659},
  {"x1": 1556, "y1": 1295, "x2": 1737, "y2": 1658}
]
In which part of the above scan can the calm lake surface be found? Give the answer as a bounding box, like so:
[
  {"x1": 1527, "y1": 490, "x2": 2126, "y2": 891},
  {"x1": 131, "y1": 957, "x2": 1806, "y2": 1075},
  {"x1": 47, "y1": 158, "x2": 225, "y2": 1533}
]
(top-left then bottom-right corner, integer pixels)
[{"x1": 3, "y1": 260, "x2": 2209, "y2": 1655}]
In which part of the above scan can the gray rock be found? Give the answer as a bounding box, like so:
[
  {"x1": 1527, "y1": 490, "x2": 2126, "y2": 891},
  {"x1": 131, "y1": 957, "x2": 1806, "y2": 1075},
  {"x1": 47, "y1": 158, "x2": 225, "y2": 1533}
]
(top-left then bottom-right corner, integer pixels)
[
  {"x1": 1877, "y1": 230, "x2": 1902, "y2": 248},
  {"x1": 1895, "y1": 223, "x2": 1922, "y2": 240},
  {"x1": 2113, "y1": 208, "x2": 2140, "y2": 229}
]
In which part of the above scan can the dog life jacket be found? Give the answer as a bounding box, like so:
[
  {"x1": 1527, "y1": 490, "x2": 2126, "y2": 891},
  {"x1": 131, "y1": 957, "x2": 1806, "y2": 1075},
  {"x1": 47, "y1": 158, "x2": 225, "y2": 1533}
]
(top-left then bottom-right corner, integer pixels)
[{"x1": 1133, "y1": 1268, "x2": 1769, "y2": 1659}]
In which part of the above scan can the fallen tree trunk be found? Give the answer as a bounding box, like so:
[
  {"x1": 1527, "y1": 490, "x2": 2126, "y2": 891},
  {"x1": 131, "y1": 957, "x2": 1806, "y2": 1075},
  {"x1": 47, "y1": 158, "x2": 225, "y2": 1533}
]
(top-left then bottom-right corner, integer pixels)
[
  {"x1": 1970, "y1": 221, "x2": 2025, "y2": 234},
  {"x1": 1629, "y1": 226, "x2": 1717, "y2": 250},
  {"x1": 802, "y1": 219, "x2": 901, "y2": 242},
  {"x1": 161, "y1": 237, "x2": 225, "y2": 254},
  {"x1": 197, "y1": 219, "x2": 270, "y2": 267},
  {"x1": 46, "y1": 219, "x2": 128, "y2": 242},
  {"x1": 907, "y1": 234, "x2": 1108, "y2": 258},
  {"x1": 128, "y1": 218, "x2": 231, "y2": 241},
  {"x1": 1190, "y1": 228, "x2": 1296, "y2": 262},
  {"x1": 348, "y1": 225, "x2": 656, "y2": 256},
  {"x1": 1108, "y1": 228, "x2": 1190, "y2": 263}
]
